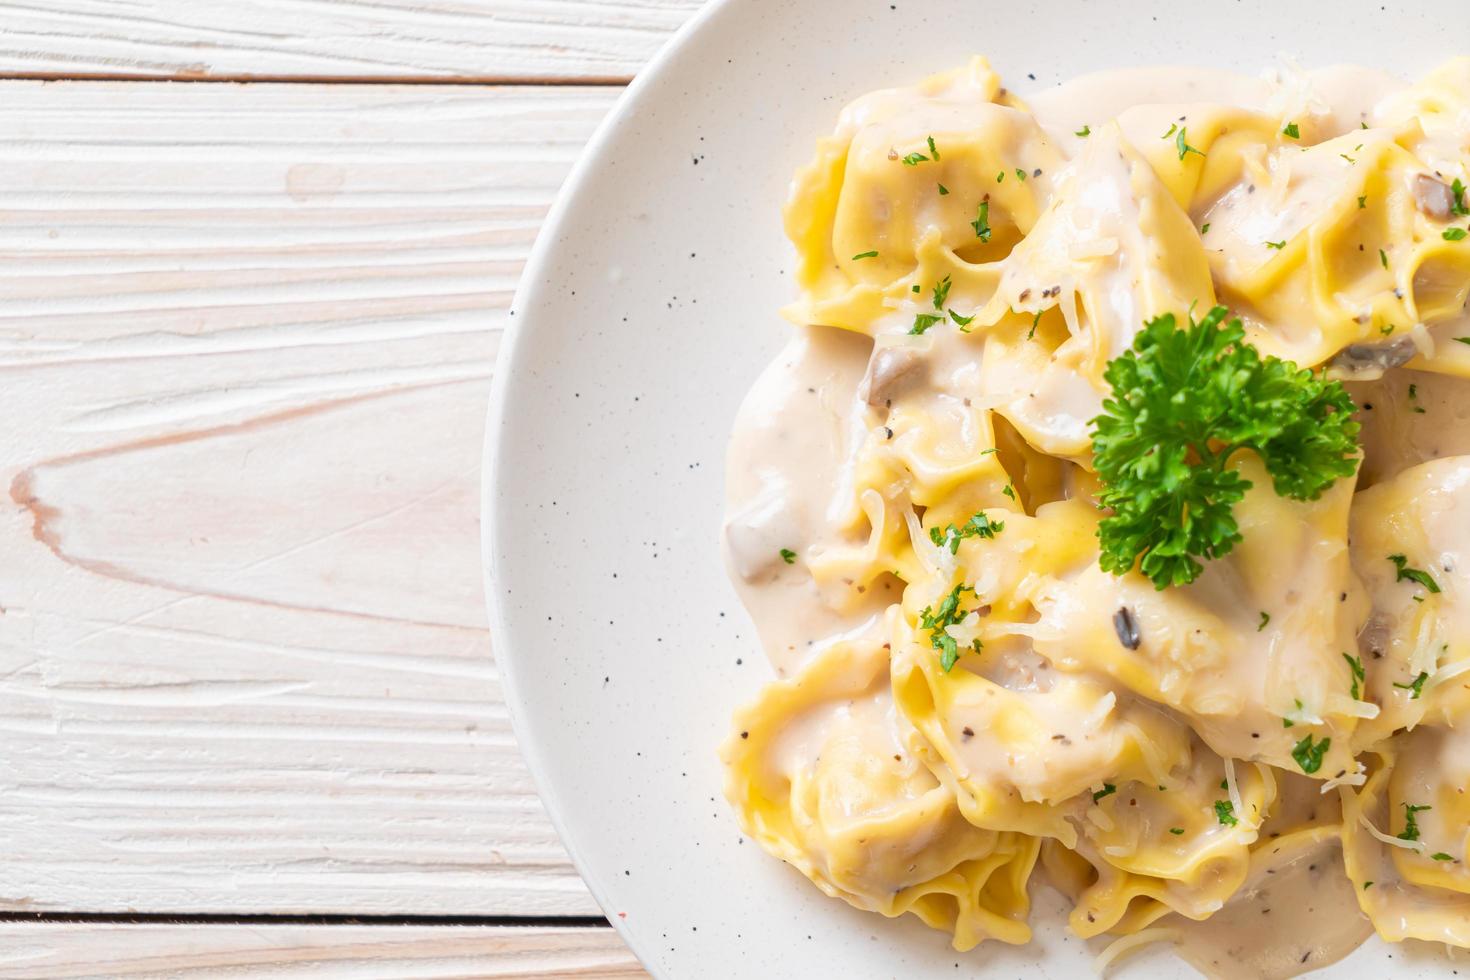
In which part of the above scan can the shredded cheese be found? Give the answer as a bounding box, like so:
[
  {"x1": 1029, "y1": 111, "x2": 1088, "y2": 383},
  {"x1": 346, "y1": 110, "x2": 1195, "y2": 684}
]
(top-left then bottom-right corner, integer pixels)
[
  {"x1": 1323, "y1": 691, "x2": 1381, "y2": 719},
  {"x1": 1093, "y1": 927, "x2": 1179, "y2": 974},
  {"x1": 1320, "y1": 762, "x2": 1368, "y2": 793},
  {"x1": 1080, "y1": 691, "x2": 1117, "y2": 732},
  {"x1": 1429, "y1": 658, "x2": 1470, "y2": 690},
  {"x1": 1358, "y1": 812, "x2": 1427, "y2": 854},
  {"x1": 1223, "y1": 758, "x2": 1250, "y2": 829},
  {"x1": 944, "y1": 610, "x2": 984, "y2": 650},
  {"x1": 1409, "y1": 321, "x2": 1437, "y2": 360}
]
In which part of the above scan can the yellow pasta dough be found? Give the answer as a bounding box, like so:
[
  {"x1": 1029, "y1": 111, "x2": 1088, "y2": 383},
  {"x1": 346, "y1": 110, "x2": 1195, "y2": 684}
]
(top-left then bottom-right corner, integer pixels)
[{"x1": 721, "y1": 54, "x2": 1470, "y2": 965}]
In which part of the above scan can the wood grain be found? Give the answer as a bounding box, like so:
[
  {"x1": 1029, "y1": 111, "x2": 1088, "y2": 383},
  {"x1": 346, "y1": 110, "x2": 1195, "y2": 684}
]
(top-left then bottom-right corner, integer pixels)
[
  {"x1": 0, "y1": 80, "x2": 620, "y2": 915},
  {"x1": 0, "y1": 1, "x2": 703, "y2": 82},
  {"x1": 0, "y1": 924, "x2": 645, "y2": 979}
]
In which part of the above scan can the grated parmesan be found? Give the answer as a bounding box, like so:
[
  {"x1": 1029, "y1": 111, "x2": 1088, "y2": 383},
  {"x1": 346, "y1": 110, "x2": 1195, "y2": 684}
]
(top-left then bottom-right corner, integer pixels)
[
  {"x1": 1093, "y1": 927, "x2": 1179, "y2": 975},
  {"x1": 1320, "y1": 762, "x2": 1368, "y2": 793},
  {"x1": 1080, "y1": 691, "x2": 1117, "y2": 732},
  {"x1": 1358, "y1": 811, "x2": 1426, "y2": 854},
  {"x1": 1224, "y1": 758, "x2": 1248, "y2": 829}
]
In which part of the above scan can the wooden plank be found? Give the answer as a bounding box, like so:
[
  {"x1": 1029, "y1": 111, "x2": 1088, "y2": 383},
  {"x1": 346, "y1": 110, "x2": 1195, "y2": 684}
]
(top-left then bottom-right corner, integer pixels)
[
  {"x1": 0, "y1": 80, "x2": 621, "y2": 914},
  {"x1": 0, "y1": 1, "x2": 703, "y2": 82},
  {"x1": 0, "y1": 924, "x2": 645, "y2": 979}
]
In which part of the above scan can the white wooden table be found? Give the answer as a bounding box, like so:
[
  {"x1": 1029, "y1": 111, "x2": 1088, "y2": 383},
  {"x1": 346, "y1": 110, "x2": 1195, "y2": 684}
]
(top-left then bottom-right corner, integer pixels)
[{"x1": 0, "y1": 2, "x2": 703, "y2": 975}]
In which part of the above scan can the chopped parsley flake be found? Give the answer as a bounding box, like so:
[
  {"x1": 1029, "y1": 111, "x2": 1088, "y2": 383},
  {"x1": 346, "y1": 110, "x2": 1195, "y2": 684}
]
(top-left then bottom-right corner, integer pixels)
[
  {"x1": 1266, "y1": 239, "x2": 1287, "y2": 250},
  {"x1": 1214, "y1": 799, "x2": 1238, "y2": 826},
  {"x1": 931, "y1": 275, "x2": 952, "y2": 311},
  {"x1": 1363, "y1": 881, "x2": 1374, "y2": 890},
  {"x1": 1258, "y1": 611, "x2": 1271, "y2": 632},
  {"x1": 910, "y1": 312, "x2": 944, "y2": 336},
  {"x1": 949, "y1": 309, "x2": 975, "y2": 330},
  {"x1": 1358, "y1": 195, "x2": 1368, "y2": 209},
  {"x1": 1457, "y1": 337, "x2": 1470, "y2": 347},
  {"x1": 1398, "y1": 803, "x2": 1431, "y2": 842},
  {"x1": 1454, "y1": 178, "x2": 1469, "y2": 216},
  {"x1": 851, "y1": 250, "x2": 878, "y2": 260},
  {"x1": 1343, "y1": 652, "x2": 1365, "y2": 700},
  {"x1": 1433, "y1": 852, "x2": 1455, "y2": 862},
  {"x1": 1162, "y1": 123, "x2": 1178, "y2": 139},
  {"x1": 996, "y1": 170, "x2": 1005, "y2": 183},
  {"x1": 779, "y1": 548, "x2": 797, "y2": 564},
  {"x1": 1389, "y1": 554, "x2": 1441, "y2": 593},
  {"x1": 1027, "y1": 310, "x2": 1041, "y2": 340},
  {"x1": 1015, "y1": 168, "x2": 1027, "y2": 182},
  {"x1": 1075, "y1": 124, "x2": 1092, "y2": 137},
  {"x1": 1176, "y1": 126, "x2": 1204, "y2": 161},
  {"x1": 1444, "y1": 227, "x2": 1468, "y2": 241},
  {"x1": 1379, "y1": 248, "x2": 1389, "y2": 269},
  {"x1": 937, "y1": 183, "x2": 949, "y2": 196},
  {"x1": 1002, "y1": 483, "x2": 1016, "y2": 501},
  {"x1": 1283, "y1": 122, "x2": 1301, "y2": 139},
  {"x1": 1093, "y1": 783, "x2": 1117, "y2": 803},
  {"x1": 1169, "y1": 827, "x2": 1185, "y2": 835},
  {"x1": 1341, "y1": 153, "x2": 1357, "y2": 164},
  {"x1": 900, "y1": 151, "x2": 930, "y2": 166},
  {"x1": 1283, "y1": 700, "x2": 1302, "y2": 729},
  {"x1": 972, "y1": 200, "x2": 992, "y2": 242},
  {"x1": 929, "y1": 511, "x2": 1005, "y2": 554},
  {"x1": 1201, "y1": 222, "x2": 1211, "y2": 234},
  {"x1": 1393, "y1": 671, "x2": 1429, "y2": 700},
  {"x1": 927, "y1": 136, "x2": 940, "y2": 161},
  {"x1": 918, "y1": 583, "x2": 982, "y2": 672},
  {"x1": 1291, "y1": 733, "x2": 1330, "y2": 774}
]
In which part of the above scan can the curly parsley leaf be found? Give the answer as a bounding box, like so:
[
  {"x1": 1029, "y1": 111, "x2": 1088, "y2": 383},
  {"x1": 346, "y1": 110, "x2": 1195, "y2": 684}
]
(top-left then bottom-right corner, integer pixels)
[
  {"x1": 1214, "y1": 799, "x2": 1238, "y2": 827},
  {"x1": 1090, "y1": 306, "x2": 1360, "y2": 589}
]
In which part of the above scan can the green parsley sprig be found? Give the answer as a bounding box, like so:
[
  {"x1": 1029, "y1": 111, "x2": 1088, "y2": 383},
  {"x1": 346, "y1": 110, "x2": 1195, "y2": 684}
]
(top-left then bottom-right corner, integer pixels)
[{"x1": 1090, "y1": 306, "x2": 1360, "y2": 589}]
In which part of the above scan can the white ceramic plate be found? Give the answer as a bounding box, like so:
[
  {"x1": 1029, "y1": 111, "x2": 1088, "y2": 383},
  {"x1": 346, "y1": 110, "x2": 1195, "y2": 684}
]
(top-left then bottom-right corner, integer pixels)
[{"x1": 484, "y1": 1, "x2": 1464, "y2": 975}]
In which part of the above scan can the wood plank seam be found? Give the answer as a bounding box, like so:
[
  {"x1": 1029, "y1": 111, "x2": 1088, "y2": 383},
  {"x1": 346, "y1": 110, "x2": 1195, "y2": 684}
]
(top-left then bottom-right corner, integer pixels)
[
  {"x1": 0, "y1": 913, "x2": 613, "y2": 927},
  {"x1": 0, "y1": 80, "x2": 622, "y2": 918},
  {"x1": 0, "y1": 71, "x2": 635, "y2": 85}
]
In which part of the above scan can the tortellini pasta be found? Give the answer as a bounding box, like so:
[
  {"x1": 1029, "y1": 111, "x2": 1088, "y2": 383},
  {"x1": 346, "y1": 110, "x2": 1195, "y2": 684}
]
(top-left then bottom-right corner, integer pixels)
[{"x1": 722, "y1": 54, "x2": 1470, "y2": 968}]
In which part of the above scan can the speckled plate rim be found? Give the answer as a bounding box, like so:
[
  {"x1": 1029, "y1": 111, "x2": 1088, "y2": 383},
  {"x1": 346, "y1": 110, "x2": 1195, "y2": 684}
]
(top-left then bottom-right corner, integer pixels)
[
  {"x1": 481, "y1": 0, "x2": 734, "y2": 967},
  {"x1": 482, "y1": 1, "x2": 1466, "y2": 976}
]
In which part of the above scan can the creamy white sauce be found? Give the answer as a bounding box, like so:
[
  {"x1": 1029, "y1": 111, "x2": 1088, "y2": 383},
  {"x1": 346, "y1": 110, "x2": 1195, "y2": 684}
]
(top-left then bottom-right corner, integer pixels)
[
  {"x1": 1168, "y1": 837, "x2": 1373, "y2": 979},
  {"x1": 723, "y1": 324, "x2": 900, "y2": 675},
  {"x1": 725, "y1": 61, "x2": 1470, "y2": 977}
]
